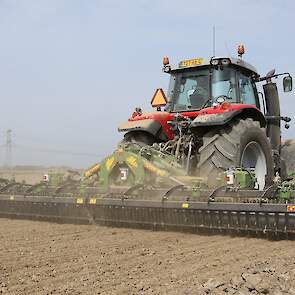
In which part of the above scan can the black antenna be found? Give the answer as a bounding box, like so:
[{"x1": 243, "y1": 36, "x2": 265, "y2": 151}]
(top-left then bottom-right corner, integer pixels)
[{"x1": 212, "y1": 26, "x2": 216, "y2": 57}]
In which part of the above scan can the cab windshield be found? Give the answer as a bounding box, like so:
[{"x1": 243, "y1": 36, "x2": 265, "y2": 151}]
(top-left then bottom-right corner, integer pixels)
[{"x1": 167, "y1": 66, "x2": 238, "y2": 112}]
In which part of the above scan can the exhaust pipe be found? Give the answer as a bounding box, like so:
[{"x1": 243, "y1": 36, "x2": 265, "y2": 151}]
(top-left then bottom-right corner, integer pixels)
[{"x1": 263, "y1": 82, "x2": 281, "y2": 153}]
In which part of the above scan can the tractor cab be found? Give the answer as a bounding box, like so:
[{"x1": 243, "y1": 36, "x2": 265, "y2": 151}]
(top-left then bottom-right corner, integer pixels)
[{"x1": 164, "y1": 56, "x2": 260, "y2": 113}]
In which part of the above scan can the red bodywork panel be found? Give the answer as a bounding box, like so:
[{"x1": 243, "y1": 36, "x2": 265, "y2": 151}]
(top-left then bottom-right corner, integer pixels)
[{"x1": 128, "y1": 104, "x2": 262, "y2": 140}]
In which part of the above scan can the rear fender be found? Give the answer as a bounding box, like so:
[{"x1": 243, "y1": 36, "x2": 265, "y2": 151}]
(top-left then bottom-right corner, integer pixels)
[
  {"x1": 190, "y1": 107, "x2": 266, "y2": 135},
  {"x1": 118, "y1": 119, "x2": 168, "y2": 141}
]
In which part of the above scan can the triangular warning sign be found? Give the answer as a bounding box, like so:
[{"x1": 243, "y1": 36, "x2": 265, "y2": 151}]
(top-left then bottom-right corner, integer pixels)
[{"x1": 151, "y1": 88, "x2": 167, "y2": 108}]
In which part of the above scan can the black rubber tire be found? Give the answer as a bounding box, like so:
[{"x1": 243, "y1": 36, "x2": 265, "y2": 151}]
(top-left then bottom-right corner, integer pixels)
[
  {"x1": 281, "y1": 139, "x2": 295, "y2": 175},
  {"x1": 123, "y1": 131, "x2": 156, "y2": 146},
  {"x1": 280, "y1": 158, "x2": 288, "y2": 180},
  {"x1": 196, "y1": 118, "x2": 274, "y2": 189}
]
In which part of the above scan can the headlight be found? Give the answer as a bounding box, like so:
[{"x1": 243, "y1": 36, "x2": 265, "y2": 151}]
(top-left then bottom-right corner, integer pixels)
[
  {"x1": 221, "y1": 58, "x2": 231, "y2": 65},
  {"x1": 210, "y1": 58, "x2": 232, "y2": 66},
  {"x1": 211, "y1": 59, "x2": 219, "y2": 66}
]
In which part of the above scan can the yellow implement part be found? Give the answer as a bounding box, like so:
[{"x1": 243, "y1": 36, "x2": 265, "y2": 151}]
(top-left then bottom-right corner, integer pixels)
[
  {"x1": 76, "y1": 198, "x2": 84, "y2": 204},
  {"x1": 105, "y1": 156, "x2": 115, "y2": 171},
  {"x1": 182, "y1": 202, "x2": 189, "y2": 209},
  {"x1": 89, "y1": 198, "x2": 97, "y2": 205},
  {"x1": 84, "y1": 163, "x2": 100, "y2": 178},
  {"x1": 143, "y1": 160, "x2": 168, "y2": 178}
]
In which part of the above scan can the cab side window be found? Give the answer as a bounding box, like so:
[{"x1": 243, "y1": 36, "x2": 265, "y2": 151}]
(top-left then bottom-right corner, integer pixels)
[{"x1": 238, "y1": 74, "x2": 257, "y2": 106}]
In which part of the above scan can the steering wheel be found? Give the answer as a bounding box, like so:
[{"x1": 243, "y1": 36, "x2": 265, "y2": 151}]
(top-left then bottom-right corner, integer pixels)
[
  {"x1": 214, "y1": 95, "x2": 231, "y2": 104},
  {"x1": 201, "y1": 95, "x2": 231, "y2": 109}
]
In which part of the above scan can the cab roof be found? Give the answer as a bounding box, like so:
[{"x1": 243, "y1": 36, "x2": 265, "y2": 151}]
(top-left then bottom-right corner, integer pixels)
[{"x1": 170, "y1": 57, "x2": 259, "y2": 77}]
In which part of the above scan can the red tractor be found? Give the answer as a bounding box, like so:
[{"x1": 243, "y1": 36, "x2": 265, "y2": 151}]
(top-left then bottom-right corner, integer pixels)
[{"x1": 118, "y1": 47, "x2": 293, "y2": 189}]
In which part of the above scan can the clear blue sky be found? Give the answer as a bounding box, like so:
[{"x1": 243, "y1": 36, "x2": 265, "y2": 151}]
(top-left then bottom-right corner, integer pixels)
[{"x1": 0, "y1": 0, "x2": 294, "y2": 167}]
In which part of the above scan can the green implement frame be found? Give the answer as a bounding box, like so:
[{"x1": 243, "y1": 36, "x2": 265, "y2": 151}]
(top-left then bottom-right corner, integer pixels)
[
  {"x1": 85, "y1": 143, "x2": 208, "y2": 188},
  {"x1": 1, "y1": 144, "x2": 295, "y2": 239}
]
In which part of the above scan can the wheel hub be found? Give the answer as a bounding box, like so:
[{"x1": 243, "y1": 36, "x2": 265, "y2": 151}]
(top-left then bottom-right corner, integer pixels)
[{"x1": 240, "y1": 141, "x2": 267, "y2": 190}]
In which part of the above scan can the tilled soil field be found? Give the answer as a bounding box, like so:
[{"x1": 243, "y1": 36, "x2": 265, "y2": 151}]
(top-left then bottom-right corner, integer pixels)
[{"x1": 0, "y1": 219, "x2": 294, "y2": 295}]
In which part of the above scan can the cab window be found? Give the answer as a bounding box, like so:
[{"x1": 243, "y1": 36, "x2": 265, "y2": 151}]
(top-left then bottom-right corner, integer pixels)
[
  {"x1": 212, "y1": 67, "x2": 238, "y2": 102},
  {"x1": 238, "y1": 73, "x2": 257, "y2": 105},
  {"x1": 170, "y1": 70, "x2": 210, "y2": 111}
]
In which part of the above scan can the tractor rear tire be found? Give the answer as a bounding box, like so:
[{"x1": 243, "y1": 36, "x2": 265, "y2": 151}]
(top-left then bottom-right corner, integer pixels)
[
  {"x1": 196, "y1": 118, "x2": 274, "y2": 189},
  {"x1": 281, "y1": 139, "x2": 295, "y2": 175}
]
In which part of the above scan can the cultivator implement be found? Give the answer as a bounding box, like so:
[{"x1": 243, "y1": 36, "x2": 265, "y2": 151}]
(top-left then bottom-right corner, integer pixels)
[
  {"x1": 1, "y1": 143, "x2": 295, "y2": 239},
  {"x1": 0, "y1": 190, "x2": 295, "y2": 238}
]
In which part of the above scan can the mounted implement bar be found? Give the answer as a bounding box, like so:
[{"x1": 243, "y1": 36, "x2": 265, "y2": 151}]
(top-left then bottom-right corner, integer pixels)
[{"x1": 0, "y1": 193, "x2": 295, "y2": 239}]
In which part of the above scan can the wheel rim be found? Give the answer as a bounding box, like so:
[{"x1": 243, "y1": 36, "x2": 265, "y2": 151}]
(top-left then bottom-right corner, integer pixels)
[{"x1": 240, "y1": 141, "x2": 267, "y2": 190}]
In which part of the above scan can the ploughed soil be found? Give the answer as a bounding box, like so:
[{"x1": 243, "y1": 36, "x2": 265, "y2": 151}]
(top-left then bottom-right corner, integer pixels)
[{"x1": 0, "y1": 219, "x2": 294, "y2": 295}]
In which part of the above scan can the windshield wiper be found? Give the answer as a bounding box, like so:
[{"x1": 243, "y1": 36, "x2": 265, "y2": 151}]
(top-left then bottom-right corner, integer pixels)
[{"x1": 200, "y1": 97, "x2": 212, "y2": 109}]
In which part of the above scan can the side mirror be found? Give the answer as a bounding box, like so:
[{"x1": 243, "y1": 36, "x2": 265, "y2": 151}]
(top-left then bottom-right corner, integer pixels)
[{"x1": 283, "y1": 75, "x2": 293, "y2": 92}]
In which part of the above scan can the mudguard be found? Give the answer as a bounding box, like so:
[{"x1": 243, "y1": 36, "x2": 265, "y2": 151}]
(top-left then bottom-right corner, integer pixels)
[
  {"x1": 118, "y1": 119, "x2": 167, "y2": 140},
  {"x1": 190, "y1": 108, "x2": 266, "y2": 129}
]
